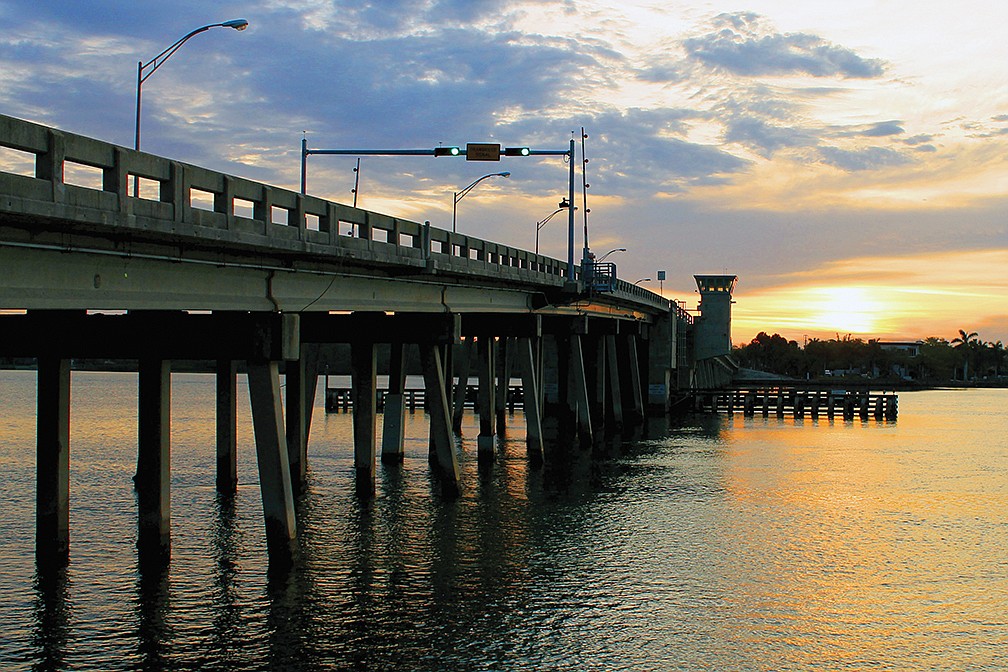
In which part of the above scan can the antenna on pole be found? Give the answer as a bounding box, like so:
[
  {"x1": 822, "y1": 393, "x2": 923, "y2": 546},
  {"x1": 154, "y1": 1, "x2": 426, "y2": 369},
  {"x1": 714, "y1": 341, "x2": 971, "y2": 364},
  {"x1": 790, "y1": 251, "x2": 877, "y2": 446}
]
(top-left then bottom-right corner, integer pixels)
[
  {"x1": 580, "y1": 127, "x2": 591, "y2": 259},
  {"x1": 300, "y1": 131, "x2": 308, "y2": 195},
  {"x1": 352, "y1": 157, "x2": 361, "y2": 208}
]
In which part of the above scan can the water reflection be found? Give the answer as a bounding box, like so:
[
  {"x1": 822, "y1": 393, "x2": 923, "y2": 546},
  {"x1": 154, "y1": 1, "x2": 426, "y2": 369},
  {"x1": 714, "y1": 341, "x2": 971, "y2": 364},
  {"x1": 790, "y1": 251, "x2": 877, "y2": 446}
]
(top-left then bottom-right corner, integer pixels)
[
  {"x1": 209, "y1": 494, "x2": 243, "y2": 667},
  {"x1": 134, "y1": 559, "x2": 170, "y2": 671},
  {"x1": 265, "y1": 567, "x2": 308, "y2": 670},
  {"x1": 31, "y1": 565, "x2": 70, "y2": 672},
  {"x1": 4, "y1": 375, "x2": 1007, "y2": 671}
]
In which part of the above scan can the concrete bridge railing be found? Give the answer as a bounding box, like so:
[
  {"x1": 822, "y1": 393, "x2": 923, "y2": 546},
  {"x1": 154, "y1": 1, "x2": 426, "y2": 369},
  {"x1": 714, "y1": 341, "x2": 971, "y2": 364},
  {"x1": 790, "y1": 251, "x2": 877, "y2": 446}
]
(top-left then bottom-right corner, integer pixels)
[{"x1": 1, "y1": 113, "x2": 671, "y2": 311}]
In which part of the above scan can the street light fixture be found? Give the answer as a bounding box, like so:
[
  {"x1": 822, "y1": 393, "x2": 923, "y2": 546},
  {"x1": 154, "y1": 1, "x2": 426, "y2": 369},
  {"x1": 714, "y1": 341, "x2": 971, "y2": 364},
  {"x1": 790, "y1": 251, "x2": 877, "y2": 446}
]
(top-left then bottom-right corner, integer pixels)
[
  {"x1": 134, "y1": 18, "x2": 249, "y2": 167},
  {"x1": 633, "y1": 278, "x2": 652, "y2": 285},
  {"x1": 452, "y1": 171, "x2": 510, "y2": 233},
  {"x1": 535, "y1": 198, "x2": 573, "y2": 254},
  {"x1": 597, "y1": 247, "x2": 626, "y2": 262}
]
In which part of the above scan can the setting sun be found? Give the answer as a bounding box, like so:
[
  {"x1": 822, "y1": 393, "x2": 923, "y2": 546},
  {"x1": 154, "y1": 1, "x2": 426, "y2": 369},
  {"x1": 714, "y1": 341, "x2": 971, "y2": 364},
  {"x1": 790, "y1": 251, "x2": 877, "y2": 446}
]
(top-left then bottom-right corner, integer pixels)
[{"x1": 809, "y1": 286, "x2": 883, "y2": 335}]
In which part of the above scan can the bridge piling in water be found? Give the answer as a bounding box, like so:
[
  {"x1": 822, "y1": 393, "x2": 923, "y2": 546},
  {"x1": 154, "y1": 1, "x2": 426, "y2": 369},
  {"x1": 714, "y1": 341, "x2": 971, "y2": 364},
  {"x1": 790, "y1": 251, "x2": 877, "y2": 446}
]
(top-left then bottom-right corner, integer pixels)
[
  {"x1": 246, "y1": 362, "x2": 299, "y2": 568},
  {"x1": 350, "y1": 340, "x2": 378, "y2": 498},
  {"x1": 35, "y1": 357, "x2": 70, "y2": 566},
  {"x1": 476, "y1": 335, "x2": 497, "y2": 459},
  {"x1": 420, "y1": 344, "x2": 461, "y2": 496},
  {"x1": 570, "y1": 334, "x2": 594, "y2": 448},
  {"x1": 136, "y1": 358, "x2": 172, "y2": 564},
  {"x1": 451, "y1": 337, "x2": 472, "y2": 434},
  {"x1": 215, "y1": 359, "x2": 238, "y2": 495},
  {"x1": 516, "y1": 336, "x2": 544, "y2": 460},
  {"x1": 380, "y1": 343, "x2": 408, "y2": 463}
]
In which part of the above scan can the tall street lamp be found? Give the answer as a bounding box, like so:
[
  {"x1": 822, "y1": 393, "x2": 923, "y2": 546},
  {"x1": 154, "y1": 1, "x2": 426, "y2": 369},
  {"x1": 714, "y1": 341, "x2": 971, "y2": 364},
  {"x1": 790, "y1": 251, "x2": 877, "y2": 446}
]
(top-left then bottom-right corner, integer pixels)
[
  {"x1": 134, "y1": 19, "x2": 249, "y2": 159},
  {"x1": 633, "y1": 278, "x2": 652, "y2": 286},
  {"x1": 535, "y1": 198, "x2": 573, "y2": 254},
  {"x1": 597, "y1": 247, "x2": 626, "y2": 262},
  {"x1": 453, "y1": 171, "x2": 509, "y2": 233}
]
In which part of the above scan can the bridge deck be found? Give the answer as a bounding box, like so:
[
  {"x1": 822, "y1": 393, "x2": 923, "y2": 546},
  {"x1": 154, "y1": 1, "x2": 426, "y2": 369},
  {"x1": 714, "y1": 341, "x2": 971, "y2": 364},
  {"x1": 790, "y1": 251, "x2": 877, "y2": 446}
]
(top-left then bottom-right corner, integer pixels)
[{"x1": 1, "y1": 113, "x2": 668, "y2": 319}]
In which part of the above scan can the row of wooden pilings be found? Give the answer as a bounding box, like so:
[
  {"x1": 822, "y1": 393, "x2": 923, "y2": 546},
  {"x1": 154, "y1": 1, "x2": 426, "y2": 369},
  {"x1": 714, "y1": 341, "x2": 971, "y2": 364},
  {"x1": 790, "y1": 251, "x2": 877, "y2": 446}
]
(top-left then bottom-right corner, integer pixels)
[
  {"x1": 693, "y1": 388, "x2": 899, "y2": 421},
  {"x1": 17, "y1": 310, "x2": 669, "y2": 573}
]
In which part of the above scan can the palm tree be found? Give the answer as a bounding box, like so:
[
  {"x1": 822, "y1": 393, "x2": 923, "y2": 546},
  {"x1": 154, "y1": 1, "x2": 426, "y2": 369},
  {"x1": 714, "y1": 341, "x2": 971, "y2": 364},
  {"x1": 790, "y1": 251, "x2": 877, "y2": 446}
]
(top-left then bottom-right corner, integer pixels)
[
  {"x1": 991, "y1": 340, "x2": 1005, "y2": 378},
  {"x1": 951, "y1": 329, "x2": 978, "y2": 380}
]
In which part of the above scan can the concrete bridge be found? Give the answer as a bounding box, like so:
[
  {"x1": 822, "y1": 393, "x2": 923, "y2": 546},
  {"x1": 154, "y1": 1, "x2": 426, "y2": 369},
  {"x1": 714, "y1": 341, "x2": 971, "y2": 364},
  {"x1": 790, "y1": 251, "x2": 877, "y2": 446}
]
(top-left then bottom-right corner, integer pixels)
[{"x1": 0, "y1": 113, "x2": 694, "y2": 570}]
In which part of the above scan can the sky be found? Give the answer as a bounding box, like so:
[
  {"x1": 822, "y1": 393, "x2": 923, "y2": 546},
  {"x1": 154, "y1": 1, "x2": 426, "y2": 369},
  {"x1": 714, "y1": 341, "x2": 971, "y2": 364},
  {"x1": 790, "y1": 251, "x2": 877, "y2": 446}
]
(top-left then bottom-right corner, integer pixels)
[{"x1": 2, "y1": 0, "x2": 1006, "y2": 345}]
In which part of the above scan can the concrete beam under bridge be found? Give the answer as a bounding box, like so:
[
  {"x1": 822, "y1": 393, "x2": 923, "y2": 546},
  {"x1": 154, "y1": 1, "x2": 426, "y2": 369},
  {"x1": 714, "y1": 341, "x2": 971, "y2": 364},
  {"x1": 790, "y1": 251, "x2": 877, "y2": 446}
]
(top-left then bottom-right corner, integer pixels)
[{"x1": 0, "y1": 310, "x2": 299, "y2": 361}]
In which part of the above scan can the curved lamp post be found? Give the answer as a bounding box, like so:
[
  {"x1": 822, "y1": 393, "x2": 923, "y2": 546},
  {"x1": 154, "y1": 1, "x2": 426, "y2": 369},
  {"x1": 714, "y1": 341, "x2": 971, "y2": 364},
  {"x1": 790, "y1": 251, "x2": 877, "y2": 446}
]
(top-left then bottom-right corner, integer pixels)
[
  {"x1": 597, "y1": 247, "x2": 626, "y2": 262},
  {"x1": 535, "y1": 198, "x2": 573, "y2": 254},
  {"x1": 134, "y1": 19, "x2": 249, "y2": 157},
  {"x1": 633, "y1": 278, "x2": 652, "y2": 286},
  {"x1": 452, "y1": 171, "x2": 510, "y2": 233}
]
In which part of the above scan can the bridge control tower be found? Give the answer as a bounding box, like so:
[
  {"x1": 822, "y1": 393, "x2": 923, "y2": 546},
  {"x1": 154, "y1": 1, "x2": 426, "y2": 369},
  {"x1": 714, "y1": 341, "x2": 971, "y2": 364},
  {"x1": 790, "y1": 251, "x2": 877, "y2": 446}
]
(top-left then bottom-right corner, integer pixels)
[{"x1": 693, "y1": 274, "x2": 737, "y2": 361}]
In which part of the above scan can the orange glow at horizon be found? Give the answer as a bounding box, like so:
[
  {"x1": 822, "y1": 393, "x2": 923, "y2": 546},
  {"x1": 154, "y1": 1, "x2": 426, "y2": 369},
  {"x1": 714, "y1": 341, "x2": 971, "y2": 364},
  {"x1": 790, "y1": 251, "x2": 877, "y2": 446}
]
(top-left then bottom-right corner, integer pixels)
[{"x1": 730, "y1": 249, "x2": 1008, "y2": 344}]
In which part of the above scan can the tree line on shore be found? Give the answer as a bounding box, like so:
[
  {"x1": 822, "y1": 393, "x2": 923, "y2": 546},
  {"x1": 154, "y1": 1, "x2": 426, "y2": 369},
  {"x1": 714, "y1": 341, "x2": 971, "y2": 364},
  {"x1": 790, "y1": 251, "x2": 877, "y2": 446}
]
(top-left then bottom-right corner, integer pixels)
[{"x1": 733, "y1": 329, "x2": 1006, "y2": 384}]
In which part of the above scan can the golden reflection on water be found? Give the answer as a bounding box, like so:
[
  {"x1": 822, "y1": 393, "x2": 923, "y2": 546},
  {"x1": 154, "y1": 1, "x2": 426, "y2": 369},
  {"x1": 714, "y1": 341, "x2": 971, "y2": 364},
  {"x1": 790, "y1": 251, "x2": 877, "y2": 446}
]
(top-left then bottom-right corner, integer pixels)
[
  {"x1": 1, "y1": 372, "x2": 1006, "y2": 670},
  {"x1": 711, "y1": 393, "x2": 1008, "y2": 669}
]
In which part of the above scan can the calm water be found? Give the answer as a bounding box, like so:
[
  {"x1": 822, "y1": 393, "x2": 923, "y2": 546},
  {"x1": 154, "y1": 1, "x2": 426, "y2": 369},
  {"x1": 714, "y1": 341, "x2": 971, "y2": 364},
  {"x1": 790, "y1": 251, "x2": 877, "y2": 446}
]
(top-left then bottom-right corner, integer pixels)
[{"x1": 0, "y1": 371, "x2": 1006, "y2": 671}]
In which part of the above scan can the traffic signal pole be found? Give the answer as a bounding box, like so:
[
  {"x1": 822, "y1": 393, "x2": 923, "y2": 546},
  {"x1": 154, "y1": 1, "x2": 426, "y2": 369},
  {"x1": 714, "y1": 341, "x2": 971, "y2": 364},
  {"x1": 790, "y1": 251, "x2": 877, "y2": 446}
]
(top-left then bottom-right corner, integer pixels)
[{"x1": 299, "y1": 139, "x2": 575, "y2": 277}]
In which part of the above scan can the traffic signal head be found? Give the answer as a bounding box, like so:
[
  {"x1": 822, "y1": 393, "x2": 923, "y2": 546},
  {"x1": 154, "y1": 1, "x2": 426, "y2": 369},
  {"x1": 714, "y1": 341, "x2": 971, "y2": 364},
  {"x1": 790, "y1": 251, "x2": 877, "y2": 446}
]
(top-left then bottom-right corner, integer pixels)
[
  {"x1": 504, "y1": 146, "x2": 531, "y2": 156},
  {"x1": 433, "y1": 146, "x2": 460, "y2": 157}
]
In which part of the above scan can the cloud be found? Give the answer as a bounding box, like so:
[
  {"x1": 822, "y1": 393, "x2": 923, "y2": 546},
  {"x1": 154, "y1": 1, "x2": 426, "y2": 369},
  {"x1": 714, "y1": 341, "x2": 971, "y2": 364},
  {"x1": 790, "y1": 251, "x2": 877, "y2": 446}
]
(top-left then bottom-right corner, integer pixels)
[
  {"x1": 902, "y1": 133, "x2": 935, "y2": 146},
  {"x1": 859, "y1": 120, "x2": 904, "y2": 137},
  {"x1": 724, "y1": 117, "x2": 817, "y2": 157},
  {"x1": 818, "y1": 146, "x2": 912, "y2": 171},
  {"x1": 682, "y1": 12, "x2": 885, "y2": 79}
]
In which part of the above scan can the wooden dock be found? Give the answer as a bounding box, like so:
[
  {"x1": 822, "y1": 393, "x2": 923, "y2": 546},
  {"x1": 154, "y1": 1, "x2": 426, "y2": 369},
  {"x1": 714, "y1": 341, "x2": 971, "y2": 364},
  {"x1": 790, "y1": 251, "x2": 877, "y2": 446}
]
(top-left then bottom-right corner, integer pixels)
[
  {"x1": 324, "y1": 384, "x2": 524, "y2": 414},
  {"x1": 692, "y1": 386, "x2": 898, "y2": 421}
]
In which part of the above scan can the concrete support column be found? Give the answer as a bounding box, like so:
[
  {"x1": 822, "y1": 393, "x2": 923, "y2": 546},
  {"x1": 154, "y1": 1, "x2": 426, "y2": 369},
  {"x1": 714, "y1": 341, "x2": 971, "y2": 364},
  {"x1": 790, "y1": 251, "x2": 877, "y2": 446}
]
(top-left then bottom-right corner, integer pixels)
[
  {"x1": 624, "y1": 336, "x2": 645, "y2": 422},
  {"x1": 36, "y1": 357, "x2": 70, "y2": 566},
  {"x1": 647, "y1": 312, "x2": 674, "y2": 415},
  {"x1": 476, "y1": 335, "x2": 497, "y2": 458},
  {"x1": 285, "y1": 344, "x2": 318, "y2": 493},
  {"x1": 137, "y1": 358, "x2": 171, "y2": 563},
  {"x1": 541, "y1": 333, "x2": 576, "y2": 452},
  {"x1": 516, "y1": 337, "x2": 544, "y2": 460},
  {"x1": 381, "y1": 343, "x2": 408, "y2": 463},
  {"x1": 247, "y1": 362, "x2": 298, "y2": 568},
  {"x1": 216, "y1": 359, "x2": 238, "y2": 495},
  {"x1": 350, "y1": 341, "x2": 377, "y2": 497},
  {"x1": 441, "y1": 343, "x2": 454, "y2": 420},
  {"x1": 451, "y1": 338, "x2": 473, "y2": 434},
  {"x1": 582, "y1": 335, "x2": 606, "y2": 429},
  {"x1": 495, "y1": 338, "x2": 510, "y2": 434},
  {"x1": 569, "y1": 334, "x2": 593, "y2": 447},
  {"x1": 420, "y1": 344, "x2": 461, "y2": 496},
  {"x1": 604, "y1": 335, "x2": 624, "y2": 431}
]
